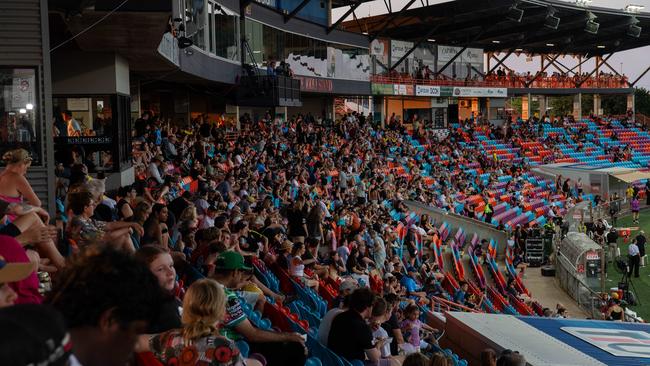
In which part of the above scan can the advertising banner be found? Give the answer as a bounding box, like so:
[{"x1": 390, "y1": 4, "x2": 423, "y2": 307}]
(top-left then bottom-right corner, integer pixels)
[
  {"x1": 393, "y1": 84, "x2": 414, "y2": 96},
  {"x1": 415, "y1": 85, "x2": 441, "y2": 96},
  {"x1": 449, "y1": 86, "x2": 507, "y2": 97},
  {"x1": 391, "y1": 40, "x2": 415, "y2": 60},
  {"x1": 437, "y1": 45, "x2": 483, "y2": 65},
  {"x1": 371, "y1": 83, "x2": 394, "y2": 95},
  {"x1": 370, "y1": 39, "x2": 390, "y2": 65}
]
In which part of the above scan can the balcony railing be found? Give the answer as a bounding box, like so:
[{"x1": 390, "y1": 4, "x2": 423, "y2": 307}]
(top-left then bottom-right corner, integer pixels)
[{"x1": 370, "y1": 74, "x2": 630, "y2": 89}]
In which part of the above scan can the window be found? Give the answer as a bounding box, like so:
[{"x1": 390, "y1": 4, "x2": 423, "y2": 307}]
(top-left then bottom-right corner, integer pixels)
[
  {"x1": 184, "y1": 0, "x2": 206, "y2": 51},
  {"x1": 0, "y1": 68, "x2": 40, "y2": 165}
]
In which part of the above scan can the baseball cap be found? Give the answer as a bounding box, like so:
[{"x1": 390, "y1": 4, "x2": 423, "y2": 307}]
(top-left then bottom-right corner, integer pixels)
[
  {"x1": 215, "y1": 251, "x2": 252, "y2": 271},
  {"x1": 406, "y1": 266, "x2": 418, "y2": 273},
  {"x1": 339, "y1": 279, "x2": 359, "y2": 292},
  {"x1": 0, "y1": 255, "x2": 33, "y2": 284}
]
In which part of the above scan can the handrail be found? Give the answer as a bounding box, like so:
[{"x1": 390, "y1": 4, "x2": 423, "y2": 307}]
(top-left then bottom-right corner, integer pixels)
[
  {"x1": 429, "y1": 295, "x2": 482, "y2": 313},
  {"x1": 370, "y1": 74, "x2": 629, "y2": 89}
]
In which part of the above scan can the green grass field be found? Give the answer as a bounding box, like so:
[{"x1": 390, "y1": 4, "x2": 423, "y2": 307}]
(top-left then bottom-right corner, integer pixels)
[{"x1": 604, "y1": 213, "x2": 650, "y2": 321}]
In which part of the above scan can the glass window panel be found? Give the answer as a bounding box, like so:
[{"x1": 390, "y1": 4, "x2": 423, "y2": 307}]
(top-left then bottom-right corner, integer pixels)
[{"x1": 0, "y1": 68, "x2": 40, "y2": 165}]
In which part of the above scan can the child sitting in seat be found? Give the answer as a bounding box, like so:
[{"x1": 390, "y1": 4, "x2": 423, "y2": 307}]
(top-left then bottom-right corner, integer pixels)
[{"x1": 400, "y1": 304, "x2": 439, "y2": 355}]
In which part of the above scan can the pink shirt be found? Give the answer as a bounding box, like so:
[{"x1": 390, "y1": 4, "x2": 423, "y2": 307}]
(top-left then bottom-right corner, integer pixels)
[{"x1": 0, "y1": 235, "x2": 42, "y2": 304}]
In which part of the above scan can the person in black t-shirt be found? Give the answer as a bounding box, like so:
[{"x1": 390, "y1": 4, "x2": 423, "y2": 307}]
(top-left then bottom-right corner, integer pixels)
[{"x1": 328, "y1": 288, "x2": 384, "y2": 363}]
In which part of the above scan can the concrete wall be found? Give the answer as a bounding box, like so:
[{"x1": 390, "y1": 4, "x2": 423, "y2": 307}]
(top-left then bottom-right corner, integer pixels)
[
  {"x1": 0, "y1": 0, "x2": 55, "y2": 213},
  {"x1": 52, "y1": 52, "x2": 130, "y2": 95},
  {"x1": 405, "y1": 201, "x2": 509, "y2": 258}
]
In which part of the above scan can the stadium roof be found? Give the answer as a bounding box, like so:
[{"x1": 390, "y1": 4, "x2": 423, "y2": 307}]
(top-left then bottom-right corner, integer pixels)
[{"x1": 341, "y1": 0, "x2": 650, "y2": 56}]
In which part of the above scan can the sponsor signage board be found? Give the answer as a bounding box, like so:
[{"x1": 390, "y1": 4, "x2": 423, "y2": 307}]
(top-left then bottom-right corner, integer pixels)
[
  {"x1": 562, "y1": 327, "x2": 650, "y2": 358},
  {"x1": 415, "y1": 85, "x2": 441, "y2": 96}
]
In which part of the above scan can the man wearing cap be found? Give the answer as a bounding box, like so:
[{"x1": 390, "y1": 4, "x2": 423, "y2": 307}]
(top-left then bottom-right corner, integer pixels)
[
  {"x1": 211, "y1": 251, "x2": 307, "y2": 366},
  {"x1": 317, "y1": 279, "x2": 357, "y2": 345},
  {"x1": 401, "y1": 266, "x2": 428, "y2": 303}
]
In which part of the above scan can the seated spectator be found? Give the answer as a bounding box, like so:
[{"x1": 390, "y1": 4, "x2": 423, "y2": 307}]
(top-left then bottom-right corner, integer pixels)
[
  {"x1": 66, "y1": 190, "x2": 141, "y2": 252},
  {"x1": 47, "y1": 247, "x2": 164, "y2": 366},
  {"x1": 0, "y1": 235, "x2": 42, "y2": 305},
  {"x1": 211, "y1": 251, "x2": 307, "y2": 365},
  {"x1": 0, "y1": 304, "x2": 71, "y2": 365},
  {"x1": 454, "y1": 281, "x2": 469, "y2": 306},
  {"x1": 318, "y1": 289, "x2": 350, "y2": 345},
  {"x1": 370, "y1": 297, "x2": 404, "y2": 365},
  {"x1": 400, "y1": 304, "x2": 438, "y2": 354},
  {"x1": 328, "y1": 288, "x2": 384, "y2": 364},
  {"x1": 138, "y1": 278, "x2": 260, "y2": 366},
  {"x1": 496, "y1": 350, "x2": 526, "y2": 366},
  {"x1": 289, "y1": 242, "x2": 319, "y2": 291},
  {"x1": 402, "y1": 352, "x2": 429, "y2": 366},
  {"x1": 0, "y1": 199, "x2": 63, "y2": 269},
  {"x1": 135, "y1": 245, "x2": 182, "y2": 333},
  {"x1": 0, "y1": 238, "x2": 35, "y2": 308}
]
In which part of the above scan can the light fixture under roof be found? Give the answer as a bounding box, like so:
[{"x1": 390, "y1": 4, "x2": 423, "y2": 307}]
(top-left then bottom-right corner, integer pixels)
[
  {"x1": 546, "y1": 43, "x2": 555, "y2": 46},
  {"x1": 544, "y1": 6, "x2": 560, "y2": 29},
  {"x1": 625, "y1": 4, "x2": 645, "y2": 13},
  {"x1": 584, "y1": 11, "x2": 599, "y2": 34},
  {"x1": 428, "y1": 39, "x2": 435, "y2": 42},
  {"x1": 492, "y1": 40, "x2": 501, "y2": 44},
  {"x1": 597, "y1": 45, "x2": 605, "y2": 48},
  {"x1": 506, "y1": 3, "x2": 524, "y2": 22},
  {"x1": 515, "y1": 48, "x2": 524, "y2": 51}
]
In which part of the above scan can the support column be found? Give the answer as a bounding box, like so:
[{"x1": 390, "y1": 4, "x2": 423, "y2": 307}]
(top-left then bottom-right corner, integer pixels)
[
  {"x1": 539, "y1": 95, "x2": 548, "y2": 119},
  {"x1": 593, "y1": 94, "x2": 602, "y2": 115},
  {"x1": 526, "y1": 93, "x2": 532, "y2": 120},
  {"x1": 627, "y1": 93, "x2": 635, "y2": 118},
  {"x1": 522, "y1": 94, "x2": 530, "y2": 120},
  {"x1": 573, "y1": 93, "x2": 582, "y2": 119}
]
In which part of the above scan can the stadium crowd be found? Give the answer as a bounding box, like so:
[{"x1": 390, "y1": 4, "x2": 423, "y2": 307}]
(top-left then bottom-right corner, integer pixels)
[{"x1": 5, "y1": 108, "x2": 636, "y2": 366}]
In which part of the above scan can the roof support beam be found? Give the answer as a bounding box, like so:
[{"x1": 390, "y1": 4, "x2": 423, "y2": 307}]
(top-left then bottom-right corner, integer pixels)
[
  {"x1": 600, "y1": 59, "x2": 622, "y2": 77},
  {"x1": 545, "y1": 56, "x2": 576, "y2": 75},
  {"x1": 577, "y1": 53, "x2": 614, "y2": 87},
  {"x1": 525, "y1": 54, "x2": 561, "y2": 87},
  {"x1": 284, "y1": 0, "x2": 312, "y2": 23},
  {"x1": 389, "y1": 24, "x2": 441, "y2": 71},
  {"x1": 327, "y1": 2, "x2": 361, "y2": 34},
  {"x1": 382, "y1": 0, "x2": 391, "y2": 14},
  {"x1": 544, "y1": 55, "x2": 572, "y2": 75},
  {"x1": 368, "y1": 0, "x2": 418, "y2": 41},
  {"x1": 567, "y1": 55, "x2": 593, "y2": 74},
  {"x1": 488, "y1": 51, "x2": 513, "y2": 74},
  {"x1": 631, "y1": 65, "x2": 650, "y2": 87}
]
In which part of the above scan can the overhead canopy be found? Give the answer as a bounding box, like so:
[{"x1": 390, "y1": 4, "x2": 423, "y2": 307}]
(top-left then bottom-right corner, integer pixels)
[
  {"x1": 611, "y1": 170, "x2": 650, "y2": 183},
  {"x1": 342, "y1": 0, "x2": 650, "y2": 56}
]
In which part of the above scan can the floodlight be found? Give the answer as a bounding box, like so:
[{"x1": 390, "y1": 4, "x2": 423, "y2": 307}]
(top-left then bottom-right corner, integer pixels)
[
  {"x1": 627, "y1": 16, "x2": 642, "y2": 37},
  {"x1": 507, "y1": 4, "x2": 524, "y2": 22},
  {"x1": 544, "y1": 6, "x2": 560, "y2": 29},
  {"x1": 584, "y1": 12, "x2": 599, "y2": 34},
  {"x1": 628, "y1": 24, "x2": 642, "y2": 37}
]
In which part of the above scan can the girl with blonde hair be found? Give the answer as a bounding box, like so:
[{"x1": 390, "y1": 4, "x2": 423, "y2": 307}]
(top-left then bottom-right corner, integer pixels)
[{"x1": 138, "y1": 279, "x2": 261, "y2": 366}]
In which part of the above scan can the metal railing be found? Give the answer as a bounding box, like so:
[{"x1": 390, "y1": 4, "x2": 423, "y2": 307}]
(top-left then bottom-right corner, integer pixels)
[{"x1": 370, "y1": 74, "x2": 629, "y2": 89}]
